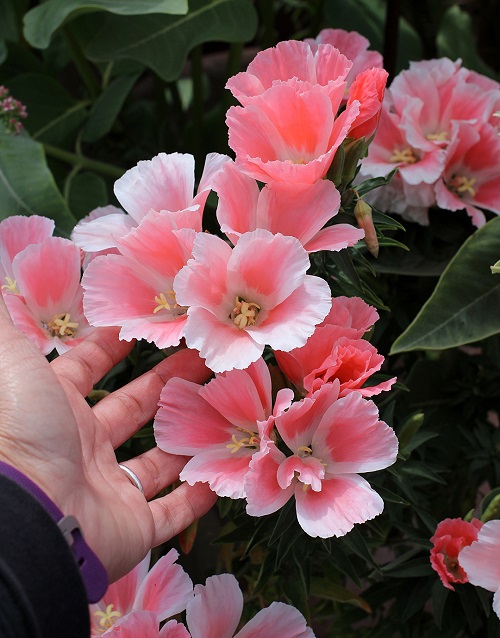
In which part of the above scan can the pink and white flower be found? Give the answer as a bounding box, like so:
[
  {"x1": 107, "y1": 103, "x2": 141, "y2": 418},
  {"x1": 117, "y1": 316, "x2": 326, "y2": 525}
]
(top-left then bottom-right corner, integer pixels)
[
  {"x1": 213, "y1": 161, "x2": 364, "y2": 253},
  {"x1": 459, "y1": 519, "x2": 500, "y2": 618},
  {"x1": 173, "y1": 229, "x2": 332, "y2": 372},
  {"x1": 4, "y1": 236, "x2": 94, "y2": 355},
  {"x1": 154, "y1": 358, "x2": 293, "y2": 499},
  {"x1": 245, "y1": 382, "x2": 398, "y2": 537},
  {"x1": 90, "y1": 549, "x2": 193, "y2": 636}
]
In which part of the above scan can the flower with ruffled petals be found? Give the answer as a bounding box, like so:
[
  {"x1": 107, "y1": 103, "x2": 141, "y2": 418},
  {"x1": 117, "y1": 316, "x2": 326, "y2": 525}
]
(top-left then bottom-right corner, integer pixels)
[
  {"x1": 459, "y1": 519, "x2": 500, "y2": 618},
  {"x1": 346, "y1": 67, "x2": 388, "y2": 140},
  {"x1": 90, "y1": 549, "x2": 193, "y2": 636},
  {"x1": 82, "y1": 209, "x2": 197, "y2": 348},
  {"x1": 430, "y1": 518, "x2": 483, "y2": 591},
  {"x1": 213, "y1": 161, "x2": 364, "y2": 253},
  {"x1": 4, "y1": 237, "x2": 94, "y2": 355},
  {"x1": 164, "y1": 573, "x2": 315, "y2": 638},
  {"x1": 154, "y1": 358, "x2": 293, "y2": 499},
  {"x1": 245, "y1": 382, "x2": 398, "y2": 538},
  {"x1": 72, "y1": 152, "x2": 229, "y2": 253},
  {"x1": 173, "y1": 229, "x2": 332, "y2": 373}
]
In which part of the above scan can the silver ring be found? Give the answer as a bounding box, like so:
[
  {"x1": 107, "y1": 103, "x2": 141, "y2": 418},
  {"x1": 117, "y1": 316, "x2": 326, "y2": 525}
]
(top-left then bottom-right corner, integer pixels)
[{"x1": 119, "y1": 463, "x2": 144, "y2": 494}]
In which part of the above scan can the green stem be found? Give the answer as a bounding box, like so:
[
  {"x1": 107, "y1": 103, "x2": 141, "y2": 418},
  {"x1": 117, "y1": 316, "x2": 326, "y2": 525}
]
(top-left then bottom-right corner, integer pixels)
[
  {"x1": 191, "y1": 45, "x2": 204, "y2": 171},
  {"x1": 43, "y1": 144, "x2": 124, "y2": 179},
  {"x1": 62, "y1": 26, "x2": 100, "y2": 99}
]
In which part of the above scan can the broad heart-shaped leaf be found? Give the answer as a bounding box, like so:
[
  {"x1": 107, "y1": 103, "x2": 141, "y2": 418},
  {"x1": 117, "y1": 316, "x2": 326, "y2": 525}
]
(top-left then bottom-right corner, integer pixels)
[
  {"x1": 0, "y1": 128, "x2": 75, "y2": 233},
  {"x1": 23, "y1": 0, "x2": 188, "y2": 49},
  {"x1": 391, "y1": 216, "x2": 500, "y2": 354},
  {"x1": 85, "y1": 0, "x2": 258, "y2": 82}
]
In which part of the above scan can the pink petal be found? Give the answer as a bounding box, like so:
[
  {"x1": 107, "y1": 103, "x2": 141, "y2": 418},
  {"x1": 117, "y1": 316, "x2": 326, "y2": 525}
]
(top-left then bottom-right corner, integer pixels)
[
  {"x1": 97, "y1": 552, "x2": 150, "y2": 617},
  {"x1": 72, "y1": 207, "x2": 134, "y2": 252},
  {"x1": 323, "y1": 295, "x2": 379, "y2": 335},
  {"x1": 98, "y1": 610, "x2": 160, "y2": 637},
  {"x1": 187, "y1": 574, "x2": 242, "y2": 638},
  {"x1": 277, "y1": 455, "x2": 325, "y2": 492},
  {"x1": 295, "y1": 473, "x2": 384, "y2": 537},
  {"x1": 180, "y1": 448, "x2": 254, "y2": 499},
  {"x1": 4, "y1": 293, "x2": 55, "y2": 355},
  {"x1": 0, "y1": 214, "x2": 54, "y2": 280},
  {"x1": 196, "y1": 152, "x2": 232, "y2": 195},
  {"x1": 114, "y1": 153, "x2": 196, "y2": 222},
  {"x1": 312, "y1": 392, "x2": 398, "y2": 473},
  {"x1": 213, "y1": 160, "x2": 259, "y2": 241},
  {"x1": 135, "y1": 549, "x2": 193, "y2": 621},
  {"x1": 12, "y1": 237, "x2": 81, "y2": 321},
  {"x1": 160, "y1": 620, "x2": 191, "y2": 638},
  {"x1": 459, "y1": 520, "x2": 500, "y2": 593},
  {"x1": 303, "y1": 224, "x2": 364, "y2": 253},
  {"x1": 245, "y1": 443, "x2": 294, "y2": 516},
  {"x1": 235, "y1": 602, "x2": 314, "y2": 638}
]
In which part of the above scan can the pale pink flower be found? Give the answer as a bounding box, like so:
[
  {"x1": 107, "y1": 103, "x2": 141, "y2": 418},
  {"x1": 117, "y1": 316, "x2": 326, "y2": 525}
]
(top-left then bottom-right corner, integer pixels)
[
  {"x1": 226, "y1": 40, "x2": 352, "y2": 108},
  {"x1": 82, "y1": 209, "x2": 196, "y2": 348},
  {"x1": 173, "y1": 229, "x2": 332, "y2": 372},
  {"x1": 305, "y1": 29, "x2": 383, "y2": 91},
  {"x1": 167, "y1": 573, "x2": 315, "y2": 638},
  {"x1": 72, "y1": 152, "x2": 229, "y2": 252},
  {"x1": 226, "y1": 81, "x2": 360, "y2": 184},
  {"x1": 434, "y1": 121, "x2": 500, "y2": 227},
  {"x1": 154, "y1": 358, "x2": 293, "y2": 499},
  {"x1": 0, "y1": 214, "x2": 54, "y2": 295},
  {"x1": 213, "y1": 161, "x2": 364, "y2": 253},
  {"x1": 90, "y1": 549, "x2": 193, "y2": 636},
  {"x1": 429, "y1": 518, "x2": 483, "y2": 591},
  {"x1": 245, "y1": 382, "x2": 398, "y2": 537},
  {"x1": 4, "y1": 237, "x2": 94, "y2": 355},
  {"x1": 71, "y1": 205, "x2": 129, "y2": 268},
  {"x1": 459, "y1": 519, "x2": 500, "y2": 618}
]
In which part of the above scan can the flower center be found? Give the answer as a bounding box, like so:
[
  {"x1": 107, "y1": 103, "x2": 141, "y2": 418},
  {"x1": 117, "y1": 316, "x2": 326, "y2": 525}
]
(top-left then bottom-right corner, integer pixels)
[
  {"x1": 153, "y1": 290, "x2": 182, "y2": 314},
  {"x1": 426, "y1": 131, "x2": 449, "y2": 142},
  {"x1": 231, "y1": 296, "x2": 261, "y2": 329},
  {"x1": 448, "y1": 174, "x2": 476, "y2": 197},
  {"x1": 297, "y1": 445, "x2": 313, "y2": 457},
  {"x1": 226, "y1": 433, "x2": 260, "y2": 453},
  {"x1": 389, "y1": 147, "x2": 418, "y2": 164},
  {"x1": 93, "y1": 604, "x2": 122, "y2": 633},
  {"x1": 1, "y1": 277, "x2": 19, "y2": 294},
  {"x1": 46, "y1": 313, "x2": 79, "y2": 337}
]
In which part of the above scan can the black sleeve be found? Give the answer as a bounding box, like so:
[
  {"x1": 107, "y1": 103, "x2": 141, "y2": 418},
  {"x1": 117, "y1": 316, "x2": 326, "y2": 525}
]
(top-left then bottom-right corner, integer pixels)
[{"x1": 0, "y1": 475, "x2": 90, "y2": 638}]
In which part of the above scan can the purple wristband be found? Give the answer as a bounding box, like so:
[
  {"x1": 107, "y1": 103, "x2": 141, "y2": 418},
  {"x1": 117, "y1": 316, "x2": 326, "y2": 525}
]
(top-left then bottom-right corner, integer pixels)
[{"x1": 0, "y1": 461, "x2": 108, "y2": 603}]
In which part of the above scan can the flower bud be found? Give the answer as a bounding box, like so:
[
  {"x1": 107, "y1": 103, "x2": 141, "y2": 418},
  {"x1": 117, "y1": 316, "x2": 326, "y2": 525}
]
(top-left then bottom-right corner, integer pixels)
[{"x1": 354, "y1": 198, "x2": 379, "y2": 257}]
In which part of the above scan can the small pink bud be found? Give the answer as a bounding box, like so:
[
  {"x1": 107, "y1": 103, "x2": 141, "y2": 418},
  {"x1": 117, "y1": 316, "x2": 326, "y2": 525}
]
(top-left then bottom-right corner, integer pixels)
[{"x1": 354, "y1": 198, "x2": 379, "y2": 257}]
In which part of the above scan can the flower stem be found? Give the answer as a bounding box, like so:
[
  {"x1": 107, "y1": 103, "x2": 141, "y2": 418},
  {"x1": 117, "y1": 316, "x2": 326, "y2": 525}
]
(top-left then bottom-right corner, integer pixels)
[
  {"x1": 43, "y1": 144, "x2": 124, "y2": 179},
  {"x1": 62, "y1": 26, "x2": 100, "y2": 99}
]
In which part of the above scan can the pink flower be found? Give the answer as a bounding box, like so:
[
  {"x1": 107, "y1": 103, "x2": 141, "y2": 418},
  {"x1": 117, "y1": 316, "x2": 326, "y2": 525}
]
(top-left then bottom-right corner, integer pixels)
[
  {"x1": 346, "y1": 67, "x2": 388, "y2": 140},
  {"x1": 90, "y1": 549, "x2": 193, "y2": 635},
  {"x1": 226, "y1": 40, "x2": 352, "y2": 108},
  {"x1": 459, "y1": 519, "x2": 500, "y2": 618},
  {"x1": 71, "y1": 205, "x2": 130, "y2": 268},
  {"x1": 434, "y1": 122, "x2": 500, "y2": 227},
  {"x1": 245, "y1": 383, "x2": 398, "y2": 537},
  {"x1": 167, "y1": 573, "x2": 315, "y2": 638},
  {"x1": 0, "y1": 215, "x2": 54, "y2": 295},
  {"x1": 4, "y1": 237, "x2": 94, "y2": 355},
  {"x1": 305, "y1": 29, "x2": 383, "y2": 91},
  {"x1": 82, "y1": 209, "x2": 196, "y2": 348},
  {"x1": 154, "y1": 358, "x2": 293, "y2": 499},
  {"x1": 226, "y1": 81, "x2": 360, "y2": 185},
  {"x1": 213, "y1": 161, "x2": 364, "y2": 253},
  {"x1": 430, "y1": 518, "x2": 483, "y2": 591},
  {"x1": 173, "y1": 229, "x2": 332, "y2": 372},
  {"x1": 72, "y1": 152, "x2": 229, "y2": 252}
]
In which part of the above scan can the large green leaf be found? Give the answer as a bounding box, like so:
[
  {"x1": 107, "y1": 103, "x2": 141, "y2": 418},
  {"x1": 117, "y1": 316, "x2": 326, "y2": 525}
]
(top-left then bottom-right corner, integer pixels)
[
  {"x1": 24, "y1": 0, "x2": 188, "y2": 49},
  {"x1": 391, "y1": 216, "x2": 500, "y2": 353},
  {"x1": 0, "y1": 0, "x2": 29, "y2": 42},
  {"x1": 0, "y1": 127, "x2": 75, "y2": 232},
  {"x1": 85, "y1": 0, "x2": 258, "y2": 82}
]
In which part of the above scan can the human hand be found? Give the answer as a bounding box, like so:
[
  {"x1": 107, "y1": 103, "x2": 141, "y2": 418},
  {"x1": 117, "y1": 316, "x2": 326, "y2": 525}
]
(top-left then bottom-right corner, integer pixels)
[{"x1": 0, "y1": 296, "x2": 216, "y2": 581}]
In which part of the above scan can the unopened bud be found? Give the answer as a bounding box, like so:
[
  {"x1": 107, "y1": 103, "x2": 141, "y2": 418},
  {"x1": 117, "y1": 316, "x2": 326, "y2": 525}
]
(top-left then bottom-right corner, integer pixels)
[{"x1": 354, "y1": 199, "x2": 379, "y2": 257}]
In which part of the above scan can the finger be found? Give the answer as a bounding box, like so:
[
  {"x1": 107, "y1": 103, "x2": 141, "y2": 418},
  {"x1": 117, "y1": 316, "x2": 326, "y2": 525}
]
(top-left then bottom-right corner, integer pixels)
[
  {"x1": 94, "y1": 348, "x2": 211, "y2": 449},
  {"x1": 149, "y1": 481, "x2": 217, "y2": 547},
  {"x1": 50, "y1": 327, "x2": 135, "y2": 396},
  {"x1": 118, "y1": 447, "x2": 188, "y2": 500}
]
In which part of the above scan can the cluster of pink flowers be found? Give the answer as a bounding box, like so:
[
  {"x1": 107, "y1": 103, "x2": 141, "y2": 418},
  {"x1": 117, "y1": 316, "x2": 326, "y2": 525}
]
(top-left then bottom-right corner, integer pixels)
[
  {"x1": 0, "y1": 85, "x2": 27, "y2": 135},
  {"x1": 90, "y1": 549, "x2": 315, "y2": 637},
  {"x1": 360, "y1": 58, "x2": 500, "y2": 227},
  {"x1": 430, "y1": 517, "x2": 500, "y2": 619}
]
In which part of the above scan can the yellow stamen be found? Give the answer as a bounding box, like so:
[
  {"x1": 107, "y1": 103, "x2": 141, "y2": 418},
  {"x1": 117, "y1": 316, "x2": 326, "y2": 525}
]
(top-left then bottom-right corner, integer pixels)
[
  {"x1": 297, "y1": 445, "x2": 313, "y2": 457},
  {"x1": 426, "y1": 131, "x2": 449, "y2": 142},
  {"x1": 46, "y1": 313, "x2": 79, "y2": 337},
  {"x1": 1, "y1": 277, "x2": 19, "y2": 294},
  {"x1": 153, "y1": 290, "x2": 179, "y2": 314},
  {"x1": 449, "y1": 175, "x2": 476, "y2": 197},
  {"x1": 231, "y1": 296, "x2": 260, "y2": 329},
  {"x1": 389, "y1": 147, "x2": 418, "y2": 164},
  {"x1": 226, "y1": 434, "x2": 259, "y2": 454},
  {"x1": 93, "y1": 604, "x2": 122, "y2": 632}
]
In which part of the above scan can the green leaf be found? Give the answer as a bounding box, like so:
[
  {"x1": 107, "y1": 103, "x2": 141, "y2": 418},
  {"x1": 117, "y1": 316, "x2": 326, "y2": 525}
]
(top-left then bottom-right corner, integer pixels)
[
  {"x1": 391, "y1": 216, "x2": 500, "y2": 353},
  {"x1": 24, "y1": 0, "x2": 188, "y2": 49},
  {"x1": 437, "y1": 6, "x2": 497, "y2": 78},
  {"x1": 67, "y1": 171, "x2": 108, "y2": 219},
  {"x1": 0, "y1": 0, "x2": 29, "y2": 43},
  {"x1": 0, "y1": 41, "x2": 6, "y2": 66},
  {"x1": 311, "y1": 578, "x2": 372, "y2": 612},
  {"x1": 82, "y1": 73, "x2": 139, "y2": 142},
  {"x1": 86, "y1": 0, "x2": 258, "y2": 82},
  {"x1": 0, "y1": 128, "x2": 75, "y2": 232}
]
